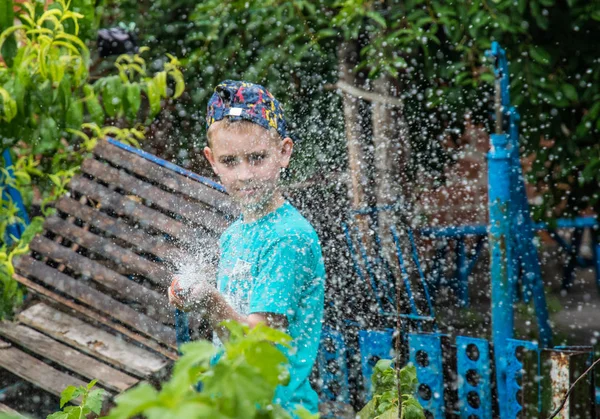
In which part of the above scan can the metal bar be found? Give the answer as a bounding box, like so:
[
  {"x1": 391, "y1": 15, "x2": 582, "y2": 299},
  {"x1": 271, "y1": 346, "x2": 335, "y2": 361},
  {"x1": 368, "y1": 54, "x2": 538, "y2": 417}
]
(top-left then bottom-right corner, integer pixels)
[
  {"x1": 389, "y1": 226, "x2": 421, "y2": 322},
  {"x1": 506, "y1": 338, "x2": 539, "y2": 418},
  {"x1": 593, "y1": 234, "x2": 600, "y2": 293},
  {"x1": 354, "y1": 225, "x2": 389, "y2": 314},
  {"x1": 488, "y1": 132, "x2": 514, "y2": 419},
  {"x1": 549, "y1": 352, "x2": 570, "y2": 418},
  {"x1": 107, "y1": 137, "x2": 226, "y2": 193},
  {"x1": 456, "y1": 237, "x2": 468, "y2": 307},
  {"x1": 456, "y1": 336, "x2": 492, "y2": 419},
  {"x1": 358, "y1": 329, "x2": 394, "y2": 398},
  {"x1": 406, "y1": 228, "x2": 436, "y2": 322},
  {"x1": 317, "y1": 327, "x2": 350, "y2": 404},
  {"x1": 464, "y1": 236, "x2": 486, "y2": 280},
  {"x1": 409, "y1": 333, "x2": 445, "y2": 418},
  {"x1": 419, "y1": 217, "x2": 598, "y2": 239},
  {"x1": 562, "y1": 229, "x2": 583, "y2": 291}
]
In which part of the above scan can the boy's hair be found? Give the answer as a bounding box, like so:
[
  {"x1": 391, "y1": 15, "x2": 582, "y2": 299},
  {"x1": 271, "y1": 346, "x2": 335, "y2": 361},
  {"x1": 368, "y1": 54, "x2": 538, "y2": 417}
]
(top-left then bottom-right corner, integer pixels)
[{"x1": 206, "y1": 117, "x2": 280, "y2": 147}]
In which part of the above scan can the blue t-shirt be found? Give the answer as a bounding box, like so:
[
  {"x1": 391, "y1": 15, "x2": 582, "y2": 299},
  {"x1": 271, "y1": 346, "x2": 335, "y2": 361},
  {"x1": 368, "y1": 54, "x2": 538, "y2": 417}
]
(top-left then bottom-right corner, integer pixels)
[{"x1": 217, "y1": 201, "x2": 325, "y2": 414}]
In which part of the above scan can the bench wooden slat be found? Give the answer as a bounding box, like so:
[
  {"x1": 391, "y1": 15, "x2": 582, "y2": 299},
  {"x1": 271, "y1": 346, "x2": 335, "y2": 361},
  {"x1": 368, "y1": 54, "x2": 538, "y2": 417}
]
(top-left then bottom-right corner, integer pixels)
[
  {"x1": 69, "y1": 175, "x2": 198, "y2": 244},
  {"x1": 55, "y1": 197, "x2": 182, "y2": 264},
  {"x1": 13, "y1": 256, "x2": 176, "y2": 349},
  {"x1": 0, "y1": 337, "x2": 91, "y2": 399},
  {"x1": 18, "y1": 304, "x2": 167, "y2": 379},
  {"x1": 43, "y1": 216, "x2": 170, "y2": 286},
  {"x1": 0, "y1": 403, "x2": 25, "y2": 417},
  {"x1": 12, "y1": 274, "x2": 177, "y2": 361},
  {"x1": 0, "y1": 322, "x2": 138, "y2": 393},
  {"x1": 81, "y1": 158, "x2": 228, "y2": 233},
  {"x1": 94, "y1": 140, "x2": 236, "y2": 216},
  {"x1": 28, "y1": 236, "x2": 172, "y2": 325}
]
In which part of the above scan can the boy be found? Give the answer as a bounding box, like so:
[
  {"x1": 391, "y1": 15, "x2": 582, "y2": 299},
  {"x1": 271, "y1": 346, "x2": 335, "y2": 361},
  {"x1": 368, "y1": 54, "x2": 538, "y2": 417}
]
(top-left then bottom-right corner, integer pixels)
[{"x1": 168, "y1": 80, "x2": 326, "y2": 415}]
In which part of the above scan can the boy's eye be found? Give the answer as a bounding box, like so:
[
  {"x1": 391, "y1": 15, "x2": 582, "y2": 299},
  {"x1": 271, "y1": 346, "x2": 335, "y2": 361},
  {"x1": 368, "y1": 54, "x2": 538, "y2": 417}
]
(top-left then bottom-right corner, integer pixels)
[
  {"x1": 220, "y1": 157, "x2": 238, "y2": 166},
  {"x1": 248, "y1": 153, "x2": 267, "y2": 165}
]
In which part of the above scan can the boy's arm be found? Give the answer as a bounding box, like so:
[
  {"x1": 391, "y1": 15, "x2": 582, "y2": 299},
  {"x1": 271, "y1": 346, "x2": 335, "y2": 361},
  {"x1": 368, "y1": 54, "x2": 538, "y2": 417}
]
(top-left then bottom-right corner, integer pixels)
[{"x1": 168, "y1": 284, "x2": 287, "y2": 338}]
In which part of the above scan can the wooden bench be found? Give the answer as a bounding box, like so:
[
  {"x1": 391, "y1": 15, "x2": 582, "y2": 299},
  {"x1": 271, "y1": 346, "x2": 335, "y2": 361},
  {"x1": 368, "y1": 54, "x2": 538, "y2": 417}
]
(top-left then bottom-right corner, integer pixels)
[{"x1": 1, "y1": 139, "x2": 234, "y2": 415}]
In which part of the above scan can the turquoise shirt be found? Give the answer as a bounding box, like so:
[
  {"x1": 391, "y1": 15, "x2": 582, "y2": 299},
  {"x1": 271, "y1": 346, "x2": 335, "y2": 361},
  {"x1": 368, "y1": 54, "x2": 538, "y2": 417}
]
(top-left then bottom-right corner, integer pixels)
[{"x1": 217, "y1": 201, "x2": 325, "y2": 414}]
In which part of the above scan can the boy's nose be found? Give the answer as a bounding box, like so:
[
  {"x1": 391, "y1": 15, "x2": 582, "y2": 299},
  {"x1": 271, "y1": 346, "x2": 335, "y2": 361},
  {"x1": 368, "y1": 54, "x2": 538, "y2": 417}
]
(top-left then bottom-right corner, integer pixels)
[{"x1": 235, "y1": 163, "x2": 254, "y2": 182}]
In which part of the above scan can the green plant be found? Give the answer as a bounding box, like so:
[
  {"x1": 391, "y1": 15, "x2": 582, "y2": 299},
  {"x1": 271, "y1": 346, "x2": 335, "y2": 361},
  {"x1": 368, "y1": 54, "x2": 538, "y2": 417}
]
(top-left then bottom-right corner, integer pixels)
[
  {"x1": 103, "y1": 320, "x2": 319, "y2": 419},
  {"x1": 358, "y1": 360, "x2": 424, "y2": 419},
  {"x1": 47, "y1": 379, "x2": 107, "y2": 419},
  {"x1": 0, "y1": 0, "x2": 185, "y2": 318}
]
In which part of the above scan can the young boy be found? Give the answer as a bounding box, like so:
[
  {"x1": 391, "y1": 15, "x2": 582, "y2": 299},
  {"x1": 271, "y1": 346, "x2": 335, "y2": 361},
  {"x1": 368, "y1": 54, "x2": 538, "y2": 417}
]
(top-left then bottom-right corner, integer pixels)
[{"x1": 168, "y1": 80, "x2": 326, "y2": 415}]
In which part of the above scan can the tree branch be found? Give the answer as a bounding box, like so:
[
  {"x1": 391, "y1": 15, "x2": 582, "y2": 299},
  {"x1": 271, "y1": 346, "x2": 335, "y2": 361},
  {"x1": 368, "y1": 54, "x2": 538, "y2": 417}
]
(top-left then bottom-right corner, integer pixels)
[{"x1": 326, "y1": 80, "x2": 404, "y2": 108}]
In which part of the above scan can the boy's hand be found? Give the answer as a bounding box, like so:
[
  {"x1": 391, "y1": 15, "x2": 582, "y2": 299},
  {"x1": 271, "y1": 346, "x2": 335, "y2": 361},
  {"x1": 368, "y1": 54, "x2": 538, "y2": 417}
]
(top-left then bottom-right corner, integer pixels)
[
  {"x1": 168, "y1": 278, "x2": 189, "y2": 311},
  {"x1": 168, "y1": 277, "x2": 218, "y2": 311}
]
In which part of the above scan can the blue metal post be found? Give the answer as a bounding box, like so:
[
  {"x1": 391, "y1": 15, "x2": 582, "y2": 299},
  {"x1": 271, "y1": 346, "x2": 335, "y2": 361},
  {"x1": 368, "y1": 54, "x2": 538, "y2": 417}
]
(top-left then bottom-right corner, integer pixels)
[
  {"x1": 456, "y1": 237, "x2": 468, "y2": 307},
  {"x1": 488, "y1": 132, "x2": 514, "y2": 419},
  {"x1": 487, "y1": 42, "x2": 553, "y2": 347},
  {"x1": 456, "y1": 336, "x2": 492, "y2": 418},
  {"x1": 409, "y1": 333, "x2": 446, "y2": 418},
  {"x1": 2, "y1": 149, "x2": 30, "y2": 245},
  {"x1": 358, "y1": 329, "x2": 394, "y2": 398}
]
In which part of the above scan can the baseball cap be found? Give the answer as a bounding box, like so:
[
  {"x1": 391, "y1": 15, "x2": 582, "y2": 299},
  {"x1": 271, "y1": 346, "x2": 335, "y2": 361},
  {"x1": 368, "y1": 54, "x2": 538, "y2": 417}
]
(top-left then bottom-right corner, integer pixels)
[{"x1": 206, "y1": 80, "x2": 293, "y2": 140}]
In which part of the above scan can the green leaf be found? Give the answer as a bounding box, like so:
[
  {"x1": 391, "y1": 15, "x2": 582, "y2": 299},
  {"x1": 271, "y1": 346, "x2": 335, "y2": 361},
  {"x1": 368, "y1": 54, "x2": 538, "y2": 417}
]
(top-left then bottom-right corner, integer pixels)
[
  {"x1": 145, "y1": 78, "x2": 161, "y2": 117},
  {"x1": 66, "y1": 99, "x2": 83, "y2": 129},
  {"x1": 46, "y1": 412, "x2": 70, "y2": 419},
  {"x1": 124, "y1": 83, "x2": 141, "y2": 121},
  {"x1": 0, "y1": 0, "x2": 16, "y2": 67},
  {"x1": 59, "y1": 385, "x2": 80, "y2": 408},
  {"x1": 529, "y1": 45, "x2": 551, "y2": 65},
  {"x1": 561, "y1": 83, "x2": 578, "y2": 102},
  {"x1": 169, "y1": 70, "x2": 185, "y2": 99},
  {"x1": 366, "y1": 11, "x2": 387, "y2": 28},
  {"x1": 84, "y1": 388, "x2": 105, "y2": 414},
  {"x1": 357, "y1": 398, "x2": 377, "y2": 418},
  {"x1": 401, "y1": 396, "x2": 425, "y2": 419},
  {"x1": 245, "y1": 341, "x2": 289, "y2": 385},
  {"x1": 101, "y1": 76, "x2": 123, "y2": 117},
  {"x1": 83, "y1": 85, "x2": 104, "y2": 126},
  {"x1": 36, "y1": 117, "x2": 59, "y2": 154},
  {"x1": 103, "y1": 382, "x2": 160, "y2": 418},
  {"x1": 154, "y1": 71, "x2": 168, "y2": 98},
  {"x1": 0, "y1": 87, "x2": 17, "y2": 122},
  {"x1": 86, "y1": 378, "x2": 98, "y2": 391}
]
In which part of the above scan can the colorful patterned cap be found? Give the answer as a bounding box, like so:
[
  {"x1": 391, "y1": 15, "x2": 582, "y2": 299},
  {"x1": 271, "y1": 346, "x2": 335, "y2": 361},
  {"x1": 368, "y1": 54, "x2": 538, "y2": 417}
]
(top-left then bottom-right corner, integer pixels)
[{"x1": 206, "y1": 80, "x2": 290, "y2": 140}]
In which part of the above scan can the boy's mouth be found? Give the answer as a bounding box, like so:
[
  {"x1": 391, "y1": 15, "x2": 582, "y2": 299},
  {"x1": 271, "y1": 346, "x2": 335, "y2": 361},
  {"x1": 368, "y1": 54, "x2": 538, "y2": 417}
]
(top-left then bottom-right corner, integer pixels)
[{"x1": 236, "y1": 187, "x2": 259, "y2": 197}]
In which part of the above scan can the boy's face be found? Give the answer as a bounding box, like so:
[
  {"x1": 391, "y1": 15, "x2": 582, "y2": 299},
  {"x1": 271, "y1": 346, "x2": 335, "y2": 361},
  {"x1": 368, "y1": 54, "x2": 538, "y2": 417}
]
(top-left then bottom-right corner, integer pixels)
[{"x1": 203, "y1": 125, "x2": 293, "y2": 210}]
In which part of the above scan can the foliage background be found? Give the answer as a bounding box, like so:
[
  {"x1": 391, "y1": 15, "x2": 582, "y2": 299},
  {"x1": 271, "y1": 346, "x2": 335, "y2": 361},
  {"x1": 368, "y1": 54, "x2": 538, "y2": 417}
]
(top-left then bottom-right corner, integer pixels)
[{"x1": 103, "y1": 0, "x2": 600, "y2": 220}]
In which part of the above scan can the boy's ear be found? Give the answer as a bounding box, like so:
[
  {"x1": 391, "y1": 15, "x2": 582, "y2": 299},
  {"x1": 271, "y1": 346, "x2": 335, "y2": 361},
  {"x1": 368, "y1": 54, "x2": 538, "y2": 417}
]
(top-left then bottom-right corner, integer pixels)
[
  {"x1": 280, "y1": 137, "x2": 293, "y2": 168},
  {"x1": 203, "y1": 146, "x2": 219, "y2": 175}
]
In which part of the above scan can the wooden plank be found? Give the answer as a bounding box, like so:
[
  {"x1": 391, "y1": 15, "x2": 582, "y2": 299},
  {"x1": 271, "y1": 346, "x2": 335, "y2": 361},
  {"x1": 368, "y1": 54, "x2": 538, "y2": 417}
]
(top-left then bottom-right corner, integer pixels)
[
  {"x1": 12, "y1": 274, "x2": 177, "y2": 361},
  {"x1": 43, "y1": 216, "x2": 170, "y2": 286},
  {"x1": 0, "y1": 403, "x2": 25, "y2": 416},
  {"x1": 80, "y1": 158, "x2": 228, "y2": 233},
  {"x1": 19, "y1": 303, "x2": 167, "y2": 378},
  {"x1": 55, "y1": 196, "x2": 182, "y2": 264},
  {"x1": 69, "y1": 175, "x2": 198, "y2": 244},
  {"x1": 0, "y1": 322, "x2": 138, "y2": 393},
  {"x1": 13, "y1": 256, "x2": 176, "y2": 349},
  {"x1": 94, "y1": 140, "x2": 237, "y2": 216},
  {"x1": 0, "y1": 337, "x2": 91, "y2": 400},
  {"x1": 29, "y1": 235, "x2": 172, "y2": 325}
]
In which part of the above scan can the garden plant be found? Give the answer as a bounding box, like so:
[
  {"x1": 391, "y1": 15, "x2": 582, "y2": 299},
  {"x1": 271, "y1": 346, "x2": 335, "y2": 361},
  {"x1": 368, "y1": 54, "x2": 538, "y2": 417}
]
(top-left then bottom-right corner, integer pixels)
[{"x1": 0, "y1": 0, "x2": 184, "y2": 318}]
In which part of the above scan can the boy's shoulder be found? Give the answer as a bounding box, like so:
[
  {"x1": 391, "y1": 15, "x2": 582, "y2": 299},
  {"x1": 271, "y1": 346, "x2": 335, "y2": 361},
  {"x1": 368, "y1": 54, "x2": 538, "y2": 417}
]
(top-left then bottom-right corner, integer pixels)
[{"x1": 271, "y1": 202, "x2": 318, "y2": 241}]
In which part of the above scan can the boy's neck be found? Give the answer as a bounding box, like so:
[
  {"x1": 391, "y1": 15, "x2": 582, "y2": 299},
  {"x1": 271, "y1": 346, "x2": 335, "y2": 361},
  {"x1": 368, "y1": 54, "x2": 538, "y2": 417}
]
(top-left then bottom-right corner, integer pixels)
[{"x1": 241, "y1": 193, "x2": 285, "y2": 223}]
